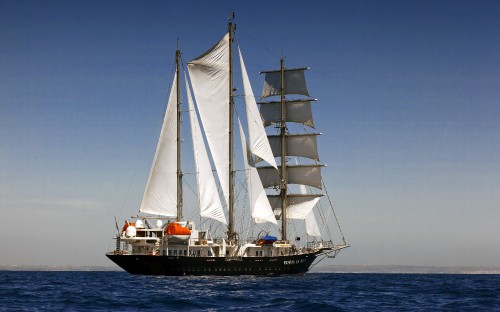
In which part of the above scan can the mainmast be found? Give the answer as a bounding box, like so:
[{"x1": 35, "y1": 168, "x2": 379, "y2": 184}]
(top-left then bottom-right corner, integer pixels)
[
  {"x1": 176, "y1": 48, "x2": 183, "y2": 221},
  {"x1": 279, "y1": 58, "x2": 288, "y2": 241},
  {"x1": 227, "y1": 13, "x2": 236, "y2": 242}
]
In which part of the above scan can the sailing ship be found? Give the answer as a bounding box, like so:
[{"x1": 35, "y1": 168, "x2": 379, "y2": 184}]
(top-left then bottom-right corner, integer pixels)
[{"x1": 106, "y1": 16, "x2": 349, "y2": 275}]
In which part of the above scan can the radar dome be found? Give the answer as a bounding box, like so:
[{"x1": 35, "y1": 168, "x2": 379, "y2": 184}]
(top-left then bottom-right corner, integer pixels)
[
  {"x1": 135, "y1": 219, "x2": 144, "y2": 229},
  {"x1": 125, "y1": 226, "x2": 136, "y2": 238}
]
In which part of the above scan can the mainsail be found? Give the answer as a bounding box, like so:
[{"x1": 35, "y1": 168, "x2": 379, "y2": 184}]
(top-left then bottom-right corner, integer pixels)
[
  {"x1": 185, "y1": 74, "x2": 227, "y2": 224},
  {"x1": 139, "y1": 73, "x2": 179, "y2": 217},
  {"x1": 188, "y1": 34, "x2": 231, "y2": 206}
]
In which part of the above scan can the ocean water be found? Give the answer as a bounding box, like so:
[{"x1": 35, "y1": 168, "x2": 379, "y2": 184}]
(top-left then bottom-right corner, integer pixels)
[{"x1": 1, "y1": 271, "x2": 499, "y2": 311}]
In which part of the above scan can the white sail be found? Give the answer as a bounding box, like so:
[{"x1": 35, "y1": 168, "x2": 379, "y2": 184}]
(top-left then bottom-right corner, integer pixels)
[
  {"x1": 305, "y1": 208, "x2": 321, "y2": 237},
  {"x1": 260, "y1": 100, "x2": 315, "y2": 128},
  {"x1": 238, "y1": 119, "x2": 277, "y2": 225},
  {"x1": 299, "y1": 184, "x2": 321, "y2": 237},
  {"x1": 288, "y1": 196, "x2": 321, "y2": 219},
  {"x1": 186, "y1": 74, "x2": 227, "y2": 225},
  {"x1": 261, "y1": 69, "x2": 309, "y2": 98},
  {"x1": 139, "y1": 73, "x2": 178, "y2": 217},
  {"x1": 258, "y1": 164, "x2": 324, "y2": 189},
  {"x1": 188, "y1": 34, "x2": 230, "y2": 206},
  {"x1": 238, "y1": 47, "x2": 277, "y2": 170},
  {"x1": 265, "y1": 133, "x2": 320, "y2": 161},
  {"x1": 268, "y1": 194, "x2": 322, "y2": 217}
]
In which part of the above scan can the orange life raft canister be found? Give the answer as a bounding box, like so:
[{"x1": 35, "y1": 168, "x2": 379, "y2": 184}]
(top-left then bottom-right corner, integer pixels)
[{"x1": 165, "y1": 223, "x2": 191, "y2": 235}]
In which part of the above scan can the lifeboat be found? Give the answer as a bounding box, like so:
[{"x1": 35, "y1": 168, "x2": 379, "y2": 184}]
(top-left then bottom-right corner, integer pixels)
[
  {"x1": 165, "y1": 222, "x2": 191, "y2": 243},
  {"x1": 256, "y1": 235, "x2": 277, "y2": 246},
  {"x1": 122, "y1": 222, "x2": 135, "y2": 233}
]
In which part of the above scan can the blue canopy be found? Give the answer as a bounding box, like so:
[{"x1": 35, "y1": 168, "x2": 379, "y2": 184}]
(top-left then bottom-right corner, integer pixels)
[{"x1": 262, "y1": 235, "x2": 277, "y2": 242}]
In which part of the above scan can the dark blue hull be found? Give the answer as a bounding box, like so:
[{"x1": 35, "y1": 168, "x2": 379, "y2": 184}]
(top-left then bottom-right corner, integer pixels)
[{"x1": 106, "y1": 252, "x2": 320, "y2": 276}]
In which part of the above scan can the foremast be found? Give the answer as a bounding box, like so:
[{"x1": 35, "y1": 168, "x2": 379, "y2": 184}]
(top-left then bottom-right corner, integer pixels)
[{"x1": 260, "y1": 61, "x2": 321, "y2": 243}]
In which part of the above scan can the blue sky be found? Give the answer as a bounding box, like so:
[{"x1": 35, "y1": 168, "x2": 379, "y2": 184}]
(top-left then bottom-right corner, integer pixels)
[{"x1": 1, "y1": 0, "x2": 499, "y2": 267}]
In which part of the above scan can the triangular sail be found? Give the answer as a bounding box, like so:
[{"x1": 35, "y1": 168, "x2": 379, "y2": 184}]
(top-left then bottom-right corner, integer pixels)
[
  {"x1": 186, "y1": 74, "x2": 227, "y2": 225},
  {"x1": 301, "y1": 185, "x2": 321, "y2": 237},
  {"x1": 305, "y1": 211, "x2": 321, "y2": 237},
  {"x1": 238, "y1": 47, "x2": 277, "y2": 170},
  {"x1": 238, "y1": 119, "x2": 277, "y2": 225},
  {"x1": 268, "y1": 194, "x2": 323, "y2": 218},
  {"x1": 187, "y1": 34, "x2": 230, "y2": 206},
  {"x1": 139, "y1": 73, "x2": 178, "y2": 217},
  {"x1": 288, "y1": 196, "x2": 320, "y2": 219}
]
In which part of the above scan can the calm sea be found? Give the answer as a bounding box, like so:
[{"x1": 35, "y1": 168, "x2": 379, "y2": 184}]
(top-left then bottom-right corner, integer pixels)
[{"x1": 1, "y1": 271, "x2": 499, "y2": 311}]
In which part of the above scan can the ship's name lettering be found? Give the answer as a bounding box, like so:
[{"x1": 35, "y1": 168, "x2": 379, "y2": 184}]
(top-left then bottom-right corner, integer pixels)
[{"x1": 284, "y1": 259, "x2": 305, "y2": 265}]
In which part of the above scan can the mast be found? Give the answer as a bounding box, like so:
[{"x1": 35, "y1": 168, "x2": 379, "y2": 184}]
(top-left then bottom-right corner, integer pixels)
[
  {"x1": 228, "y1": 13, "x2": 235, "y2": 242},
  {"x1": 280, "y1": 58, "x2": 287, "y2": 241},
  {"x1": 176, "y1": 48, "x2": 183, "y2": 221}
]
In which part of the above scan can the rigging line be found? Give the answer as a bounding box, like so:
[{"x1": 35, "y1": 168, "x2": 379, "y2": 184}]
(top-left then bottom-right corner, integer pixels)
[
  {"x1": 293, "y1": 158, "x2": 327, "y2": 240},
  {"x1": 163, "y1": 54, "x2": 178, "y2": 114},
  {"x1": 316, "y1": 198, "x2": 334, "y2": 242},
  {"x1": 236, "y1": 25, "x2": 281, "y2": 61},
  {"x1": 308, "y1": 252, "x2": 329, "y2": 271},
  {"x1": 322, "y1": 179, "x2": 347, "y2": 245},
  {"x1": 183, "y1": 179, "x2": 198, "y2": 199},
  {"x1": 117, "y1": 164, "x2": 139, "y2": 219}
]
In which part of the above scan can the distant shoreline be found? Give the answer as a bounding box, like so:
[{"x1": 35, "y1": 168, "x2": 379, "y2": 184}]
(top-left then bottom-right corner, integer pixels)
[
  {"x1": 310, "y1": 265, "x2": 500, "y2": 274},
  {"x1": 1, "y1": 265, "x2": 499, "y2": 274}
]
